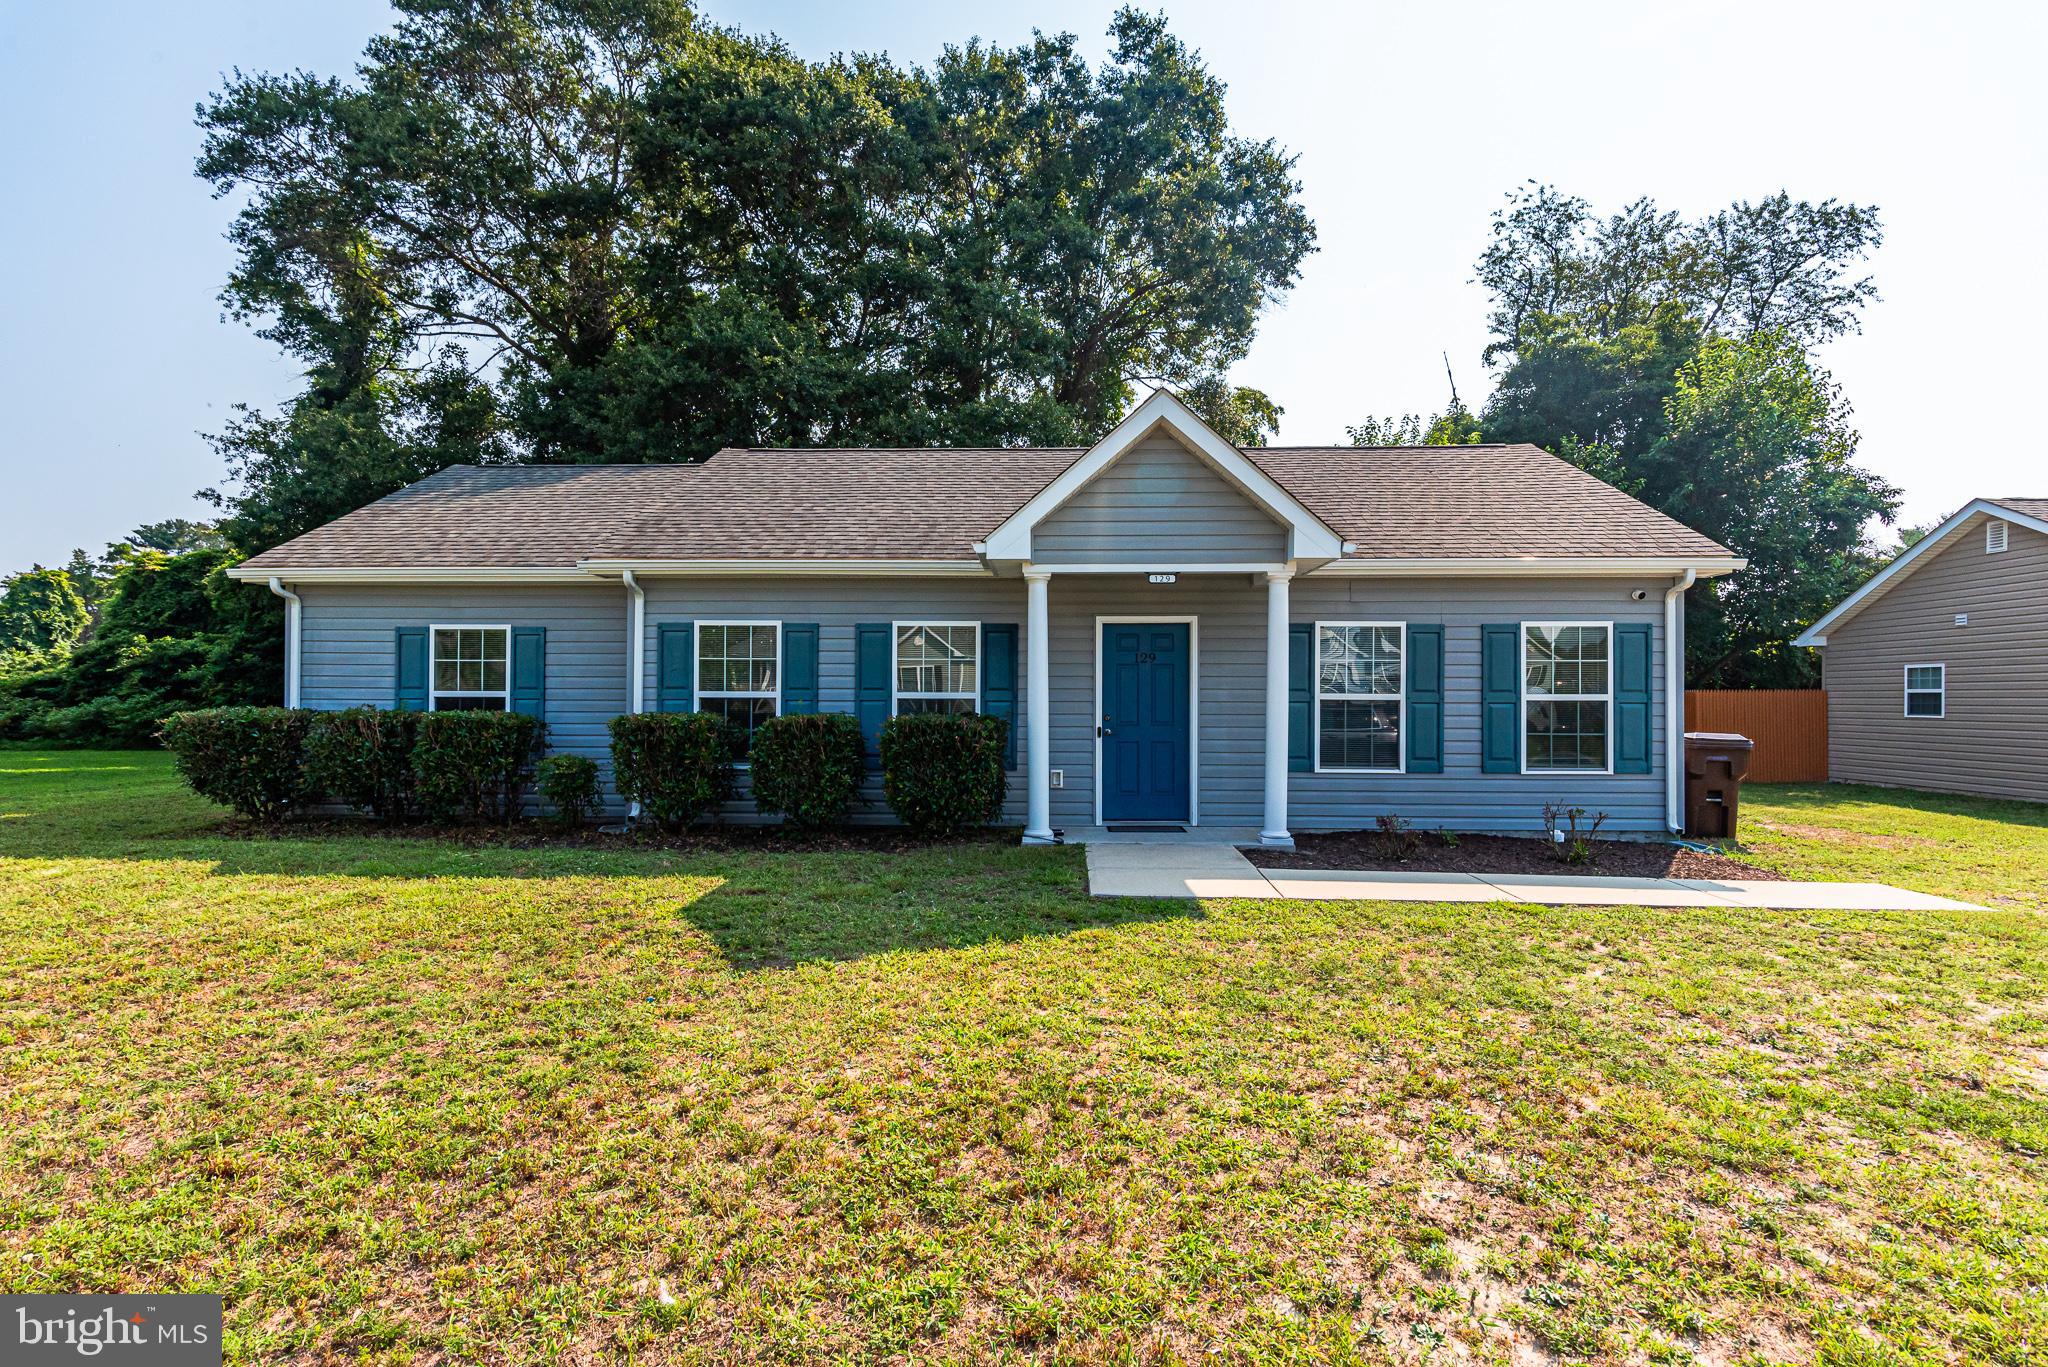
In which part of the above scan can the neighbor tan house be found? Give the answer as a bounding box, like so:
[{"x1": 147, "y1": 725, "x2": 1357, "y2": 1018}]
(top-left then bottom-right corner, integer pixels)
[{"x1": 1795, "y1": 497, "x2": 2048, "y2": 802}]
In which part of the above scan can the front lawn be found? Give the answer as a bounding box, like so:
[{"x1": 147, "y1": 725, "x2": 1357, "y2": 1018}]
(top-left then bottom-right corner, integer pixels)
[{"x1": 1, "y1": 754, "x2": 2043, "y2": 1364}]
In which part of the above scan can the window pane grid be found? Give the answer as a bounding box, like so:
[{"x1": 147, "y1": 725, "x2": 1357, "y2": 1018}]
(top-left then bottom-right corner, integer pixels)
[
  {"x1": 431, "y1": 627, "x2": 509, "y2": 705},
  {"x1": 1905, "y1": 665, "x2": 1944, "y2": 717},
  {"x1": 1523, "y1": 624, "x2": 1610, "y2": 772},
  {"x1": 1316, "y1": 624, "x2": 1403, "y2": 770},
  {"x1": 697, "y1": 623, "x2": 779, "y2": 698},
  {"x1": 895, "y1": 624, "x2": 979, "y2": 708}
]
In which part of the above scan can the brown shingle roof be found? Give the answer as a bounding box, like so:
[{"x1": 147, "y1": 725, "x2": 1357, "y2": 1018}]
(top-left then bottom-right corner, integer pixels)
[
  {"x1": 1989, "y1": 497, "x2": 2048, "y2": 521},
  {"x1": 236, "y1": 442, "x2": 1731, "y2": 570}
]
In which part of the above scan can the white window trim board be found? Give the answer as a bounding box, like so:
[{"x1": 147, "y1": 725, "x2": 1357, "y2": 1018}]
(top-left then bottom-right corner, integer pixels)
[
  {"x1": 1903, "y1": 662, "x2": 1946, "y2": 718},
  {"x1": 1311, "y1": 620, "x2": 1406, "y2": 775},
  {"x1": 890, "y1": 620, "x2": 982, "y2": 715},
  {"x1": 1519, "y1": 620, "x2": 1616, "y2": 776},
  {"x1": 427, "y1": 623, "x2": 512, "y2": 711},
  {"x1": 1092, "y1": 615, "x2": 1200, "y2": 829}
]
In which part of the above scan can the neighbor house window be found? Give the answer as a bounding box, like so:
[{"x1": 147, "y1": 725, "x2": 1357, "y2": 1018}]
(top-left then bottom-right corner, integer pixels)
[
  {"x1": 1316, "y1": 622, "x2": 1403, "y2": 771},
  {"x1": 430, "y1": 626, "x2": 509, "y2": 711},
  {"x1": 1523, "y1": 623, "x2": 1611, "y2": 771},
  {"x1": 1905, "y1": 664, "x2": 1945, "y2": 717},
  {"x1": 894, "y1": 622, "x2": 979, "y2": 715},
  {"x1": 697, "y1": 621, "x2": 780, "y2": 755}
]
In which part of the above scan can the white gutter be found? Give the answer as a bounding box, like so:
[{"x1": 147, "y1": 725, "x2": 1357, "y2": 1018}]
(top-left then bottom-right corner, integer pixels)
[
  {"x1": 622, "y1": 570, "x2": 645, "y2": 715},
  {"x1": 266, "y1": 577, "x2": 302, "y2": 709},
  {"x1": 1664, "y1": 569, "x2": 1696, "y2": 833},
  {"x1": 1313, "y1": 555, "x2": 1745, "y2": 578},
  {"x1": 621, "y1": 569, "x2": 645, "y2": 822}
]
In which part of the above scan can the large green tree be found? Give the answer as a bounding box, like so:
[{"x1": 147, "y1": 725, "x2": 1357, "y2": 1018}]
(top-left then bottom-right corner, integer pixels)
[
  {"x1": 1466, "y1": 185, "x2": 1898, "y2": 687},
  {"x1": 0, "y1": 568, "x2": 89, "y2": 662},
  {"x1": 197, "y1": 0, "x2": 1313, "y2": 506}
]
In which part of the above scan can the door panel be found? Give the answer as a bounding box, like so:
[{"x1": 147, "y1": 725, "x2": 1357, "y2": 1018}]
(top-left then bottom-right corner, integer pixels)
[{"x1": 1101, "y1": 623, "x2": 1190, "y2": 821}]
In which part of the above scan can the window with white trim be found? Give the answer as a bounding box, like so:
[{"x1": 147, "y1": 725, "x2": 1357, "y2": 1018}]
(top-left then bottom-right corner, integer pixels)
[
  {"x1": 1315, "y1": 622, "x2": 1403, "y2": 771},
  {"x1": 1905, "y1": 663, "x2": 1945, "y2": 717},
  {"x1": 697, "y1": 621, "x2": 780, "y2": 756},
  {"x1": 894, "y1": 622, "x2": 979, "y2": 715},
  {"x1": 1523, "y1": 623, "x2": 1611, "y2": 771},
  {"x1": 430, "y1": 626, "x2": 509, "y2": 711}
]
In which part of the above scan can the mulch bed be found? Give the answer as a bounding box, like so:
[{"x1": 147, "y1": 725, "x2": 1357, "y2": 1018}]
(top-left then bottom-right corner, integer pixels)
[
  {"x1": 220, "y1": 817, "x2": 1017, "y2": 856},
  {"x1": 1244, "y1": 830, "x2": 1783, "y2": 880}
]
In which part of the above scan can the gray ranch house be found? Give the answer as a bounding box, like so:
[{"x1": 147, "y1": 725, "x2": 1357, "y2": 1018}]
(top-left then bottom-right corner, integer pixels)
[{"x1": 226, "y1": 389, "x2": 1741, "y2": 845}]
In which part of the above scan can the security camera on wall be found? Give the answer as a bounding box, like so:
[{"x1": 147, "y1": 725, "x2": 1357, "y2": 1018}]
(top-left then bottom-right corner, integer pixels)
[{"x1": 1629, "y1": 588, "x2": 1650, "y2": 601}]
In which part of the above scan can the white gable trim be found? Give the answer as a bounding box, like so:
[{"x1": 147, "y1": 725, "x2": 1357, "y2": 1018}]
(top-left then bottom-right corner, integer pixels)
[
  {"x1": 1794, "y1": 498, "x2": 2048, "y2": 647},
  {"x1": 981, "y1": 388, "x2": 1344, "y2": 563}
]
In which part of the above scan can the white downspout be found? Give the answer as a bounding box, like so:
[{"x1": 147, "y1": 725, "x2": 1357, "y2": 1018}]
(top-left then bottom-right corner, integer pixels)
[
  {"x1": 1664, "y1": 569, "x2": 1696, "y2": 833},
  {"x1": 622, "y1": 570, "x2": 645, "y2": 821},
  {"x1": 266, "y1": 577, "x2": 301, "y2": 709}
]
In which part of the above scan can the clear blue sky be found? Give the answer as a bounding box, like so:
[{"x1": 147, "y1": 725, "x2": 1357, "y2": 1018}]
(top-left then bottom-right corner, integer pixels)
[{"x1": 3, "y1": 0, "x2": 2041, "y2": 571}]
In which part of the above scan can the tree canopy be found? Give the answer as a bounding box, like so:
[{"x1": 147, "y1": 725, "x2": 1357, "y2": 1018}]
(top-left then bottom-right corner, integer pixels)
[{"x1": 196, "y1": 0, "x2": 1314, "y2": 549}]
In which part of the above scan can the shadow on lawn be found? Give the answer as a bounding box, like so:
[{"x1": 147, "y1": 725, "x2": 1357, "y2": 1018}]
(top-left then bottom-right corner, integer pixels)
[{"x1": 6, "y1": 804, "x2": 1201, "y2": 971}]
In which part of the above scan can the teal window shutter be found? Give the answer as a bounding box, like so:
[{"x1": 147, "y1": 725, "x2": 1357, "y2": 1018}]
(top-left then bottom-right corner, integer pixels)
[
  {"x1": 981, "y1": 623, "x2": 1019, "y2": 768},
  {"x1": 510, "y1": 627, "x2": 546, "y2": 717},
  {"x1": 1481, "y1": 624, "x2": 1521, "y2": 774},
  {"x1": 1406, "y1": 624, "x2": 1444, "y2": 774},
  {"x1": 782, "y1": 623, "x2": 820, "y2": 715},
  {"x1": 394, "y1": 627, "x2": 428, "y2": 711},
  {"x1": 1287, "y1": 623, "x2": 1313, "y2": 772},
  {"x1": 1613, "y1": 622, "x2": 1654, "y2": 773},
  {"x1": 855, "y1": 623, "x2": 890, "y2": 767},
  {"x1": 657, "y1": 623, "x2": 694, "y2": 712}
]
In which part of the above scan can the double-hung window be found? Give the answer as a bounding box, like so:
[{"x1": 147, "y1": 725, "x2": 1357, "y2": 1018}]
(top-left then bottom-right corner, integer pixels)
[
  {"x1": 894, "y1": 622, "x2": 979, "y2": 715},
  {"x1": 1523, "y1": 623, "x2": 1611, "y2": 772},
  {"x1": 1315, "y1": 622, "x2": 1403, "y2": 771},
  {"x1": 697, "y1": 621, "x2": 780, "y2": 756},
  {"x1": 1904, "y1": 664, "x2": 1945, "y2": 717},
  {"x1": 430, "y1": 626, "x2": 510, "y2": 711}
]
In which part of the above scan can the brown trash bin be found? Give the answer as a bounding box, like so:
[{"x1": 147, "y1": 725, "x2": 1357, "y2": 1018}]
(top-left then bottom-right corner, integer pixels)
[{"x1": 1684, "y1": 732, "x2": 1755, "y2": 839}]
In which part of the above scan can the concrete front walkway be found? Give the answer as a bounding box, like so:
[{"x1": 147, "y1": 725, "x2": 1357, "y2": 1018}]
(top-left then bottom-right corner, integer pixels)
[{"x1": 1083, "y1": 843, "x2": 1985, "y2": 911}]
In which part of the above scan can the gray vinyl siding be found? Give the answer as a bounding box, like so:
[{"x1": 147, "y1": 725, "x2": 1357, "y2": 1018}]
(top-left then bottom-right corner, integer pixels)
[
  {"x1": 296, "y1": 582, "x2": 631, "y2": 813},
  {"x1": 1031, "y1": 431, "x2": 1287, "y2": 565},
  {"x1": 1819, "y1": 511, "x2": 2048, "y2": 802},
  {"x1": 640, "y1": 578, "x2": 1030, "y2": 824},
  {"x1": 295, "y1": 572, "x2": 1679, "y2": 832}
]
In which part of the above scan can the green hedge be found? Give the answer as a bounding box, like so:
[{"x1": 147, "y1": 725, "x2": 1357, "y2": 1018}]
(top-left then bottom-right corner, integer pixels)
[
  {"x1": 608, "y1": 712, "x2": 735, "y2": 830},
  {"x1": 537, "y1": 753, "x2": 601, "y2": 827},
  {"x1": 750, "y1": 712, "x2": 865, "y2": 829},
  {"x1": 304, "y1": 707, "x2": 418, "y2": 821},
  {"x1": 158, "y1": 706, "x2": 311, "y2": 821},
  {"x1": 412, "y1": 710, "x2": 545, "y2": 824},
  {"x1": 878, "y1": 712, "x2": 1008, "y2": 837}
]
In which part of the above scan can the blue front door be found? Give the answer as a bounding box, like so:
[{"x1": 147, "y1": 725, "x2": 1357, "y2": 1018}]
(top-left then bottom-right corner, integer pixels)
[{"x1": 1101, "y1": 622, "x2": 1191, "y2": 822}]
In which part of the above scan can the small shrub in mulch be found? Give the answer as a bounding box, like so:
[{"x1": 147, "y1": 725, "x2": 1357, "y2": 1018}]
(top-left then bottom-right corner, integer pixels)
[
  {"x1": 412, "y1": 710, "x2": 544, "y2": 824},
  {"x1": 750, "y1": 712, "x2": 865, "y2": 830},
  {"x1": 608, "y1": 712, "x2": 736, "y2": 830},
  {"x1": 879, "y1": 712, "x2": 1008, "y2": 838},
  {"x1": 536, "y1": 753, "x2": 601, "y2": 828}
]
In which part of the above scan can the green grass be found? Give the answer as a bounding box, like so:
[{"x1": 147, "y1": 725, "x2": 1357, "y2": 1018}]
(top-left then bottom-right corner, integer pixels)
[{"x1": 2, "y1": 754, "x2": 2044, "y2": 1364}]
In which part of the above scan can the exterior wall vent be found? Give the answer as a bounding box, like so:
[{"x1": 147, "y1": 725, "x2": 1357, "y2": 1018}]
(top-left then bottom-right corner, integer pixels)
[{"x1": 1987, "y1": 518, "x2": 2009, "y2": 553}]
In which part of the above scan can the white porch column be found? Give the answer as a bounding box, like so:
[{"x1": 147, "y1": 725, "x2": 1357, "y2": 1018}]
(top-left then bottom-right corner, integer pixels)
[
  {"x1": 1023, "y1": 568, "x2": 1055, "y2": 845},
  {"x1": 1261, "y1": 569, "x2": 1294, "y2": 848}
]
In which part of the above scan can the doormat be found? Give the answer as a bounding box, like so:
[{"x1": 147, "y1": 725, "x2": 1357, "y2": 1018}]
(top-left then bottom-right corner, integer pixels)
[{"x1": 1106, "y1": 824, "x2": 1187, "y2": 833}]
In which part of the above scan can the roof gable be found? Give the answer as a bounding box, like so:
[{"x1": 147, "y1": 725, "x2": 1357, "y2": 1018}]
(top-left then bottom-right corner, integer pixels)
[
  {"x1": 980, "y1": 389, "x2": 1344, "y2": 563},
  {"x1": 1794, "y1": 497, "x2": 2048, "y2": 646}
]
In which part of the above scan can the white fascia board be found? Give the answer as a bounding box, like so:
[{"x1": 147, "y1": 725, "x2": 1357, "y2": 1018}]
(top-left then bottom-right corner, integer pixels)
[
  {"x1": 224, "y1": 565, "x2": 595, "y2": 585},
  {"x1": 981, "y1": 388, "x2": 1344, "y2": 562},
  {"x1": 579, "y1": 558, "x2": 993, "y2": 577},
  {"x1": 1792, "y1": 498, "x2": 2047, "y2": 647},
  {"x1": 1309, "y1": 555, "x2": 1746, "y2": 579}
]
